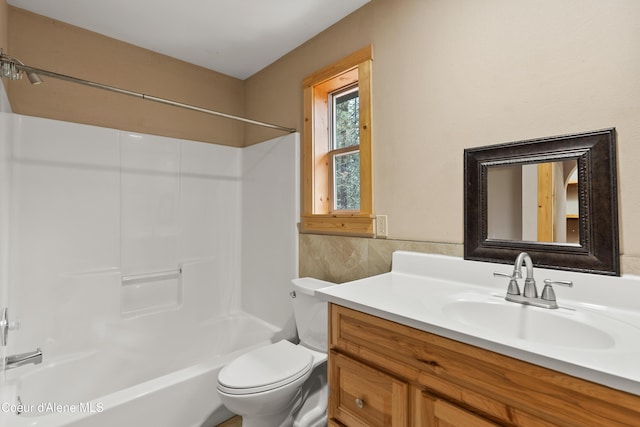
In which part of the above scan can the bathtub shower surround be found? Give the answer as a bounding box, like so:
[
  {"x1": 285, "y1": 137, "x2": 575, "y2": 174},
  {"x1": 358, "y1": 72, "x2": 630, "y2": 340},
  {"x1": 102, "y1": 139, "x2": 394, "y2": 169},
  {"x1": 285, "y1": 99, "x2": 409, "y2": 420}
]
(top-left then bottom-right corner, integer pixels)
[
  {"x1": 0, "y1": 84, "x2": 11, "y2": 388},
  {"x1": 0, "y1": 113, "x2": 299, "y2": 427},
  {"x1": 241, "y1": 135, "x2": 300, "y2": 331},
  {"x1": 120, "y1": 133, "x2": 183, "y2": 316},
  {"x1": 0, "y1": 82, "x2": 10, "y2": 113}
]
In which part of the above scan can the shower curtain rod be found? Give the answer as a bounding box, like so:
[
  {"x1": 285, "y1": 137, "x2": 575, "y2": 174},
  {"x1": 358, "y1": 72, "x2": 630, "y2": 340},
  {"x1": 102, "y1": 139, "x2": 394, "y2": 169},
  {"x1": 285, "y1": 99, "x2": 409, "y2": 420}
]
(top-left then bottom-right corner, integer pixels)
[{"x1": 0, "y1": 55, "x2": 297, "y2": 134}]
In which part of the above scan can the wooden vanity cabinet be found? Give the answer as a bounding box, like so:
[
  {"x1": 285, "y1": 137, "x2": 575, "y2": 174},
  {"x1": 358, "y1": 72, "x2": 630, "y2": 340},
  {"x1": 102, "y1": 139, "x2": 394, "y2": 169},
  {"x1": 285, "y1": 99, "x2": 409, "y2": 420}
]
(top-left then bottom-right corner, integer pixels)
[{"x1": 328, "y1": 304, "x2": 640, "y2": 427}]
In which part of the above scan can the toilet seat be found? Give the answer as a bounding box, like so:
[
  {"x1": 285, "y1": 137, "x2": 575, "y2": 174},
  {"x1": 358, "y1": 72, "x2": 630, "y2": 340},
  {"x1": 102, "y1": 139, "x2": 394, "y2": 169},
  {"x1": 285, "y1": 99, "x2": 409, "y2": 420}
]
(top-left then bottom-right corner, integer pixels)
[{"x1": 217, "y1": 340, "x2": 313, "y2": 395}]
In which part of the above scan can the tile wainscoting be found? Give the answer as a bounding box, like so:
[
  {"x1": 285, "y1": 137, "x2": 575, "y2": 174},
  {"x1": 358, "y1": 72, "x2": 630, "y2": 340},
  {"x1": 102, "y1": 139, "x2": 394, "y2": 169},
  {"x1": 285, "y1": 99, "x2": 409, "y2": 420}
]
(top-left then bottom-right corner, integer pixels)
[
  {"x1": 300, "y1": 234, "x2": 640, "y2": 282},
  {"x1": 299, "y1": 234, "x2": 463, "y2": 283}
]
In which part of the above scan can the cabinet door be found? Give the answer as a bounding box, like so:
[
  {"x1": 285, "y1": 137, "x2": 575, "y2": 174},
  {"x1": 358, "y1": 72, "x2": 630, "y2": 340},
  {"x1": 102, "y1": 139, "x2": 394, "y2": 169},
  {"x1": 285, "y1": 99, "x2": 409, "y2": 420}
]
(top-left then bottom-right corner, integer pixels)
[
  {"x1": 329, "y1": 351, "x2": 408, "y2": 427},
  {"x1": 417, "y1": 389, "x2": 500, "y2": 427}
]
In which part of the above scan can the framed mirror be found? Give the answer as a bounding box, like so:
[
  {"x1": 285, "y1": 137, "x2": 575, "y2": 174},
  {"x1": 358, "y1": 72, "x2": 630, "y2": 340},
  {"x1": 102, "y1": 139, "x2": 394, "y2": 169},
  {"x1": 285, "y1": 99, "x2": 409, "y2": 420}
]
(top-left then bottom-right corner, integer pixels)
[{"x1": 464, "y1": 128, "x2": 619, "y2": 276}]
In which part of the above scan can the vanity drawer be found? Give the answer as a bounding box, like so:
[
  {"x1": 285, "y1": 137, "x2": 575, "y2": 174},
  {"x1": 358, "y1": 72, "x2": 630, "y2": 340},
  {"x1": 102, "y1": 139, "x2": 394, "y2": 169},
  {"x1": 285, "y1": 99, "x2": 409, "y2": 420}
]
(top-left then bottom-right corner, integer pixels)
[
  {"x1": 329, "y1": 350, "x2": 408, "y2": 427},
  {"x1": 330, "y1": 302, "x2": 462, "y2": 378},
  {"x1": 418, "y1": 389, "x2": 501, "y2": 427}
]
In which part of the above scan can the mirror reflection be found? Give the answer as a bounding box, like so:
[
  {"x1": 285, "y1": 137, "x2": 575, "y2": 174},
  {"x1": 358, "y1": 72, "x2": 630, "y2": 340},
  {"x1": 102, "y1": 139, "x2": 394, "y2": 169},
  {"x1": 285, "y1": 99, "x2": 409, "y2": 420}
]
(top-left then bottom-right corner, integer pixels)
[{"x1": 487, "y1": 160, "x2": 579, "y2": 244}]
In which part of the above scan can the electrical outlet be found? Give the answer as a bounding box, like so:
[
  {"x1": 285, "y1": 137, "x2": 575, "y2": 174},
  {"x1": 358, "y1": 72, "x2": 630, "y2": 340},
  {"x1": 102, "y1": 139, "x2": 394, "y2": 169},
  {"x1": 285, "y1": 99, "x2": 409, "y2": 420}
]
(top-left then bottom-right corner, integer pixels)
[{"x1": 375, "y1": 215, "x2": 388, "y2": 238}]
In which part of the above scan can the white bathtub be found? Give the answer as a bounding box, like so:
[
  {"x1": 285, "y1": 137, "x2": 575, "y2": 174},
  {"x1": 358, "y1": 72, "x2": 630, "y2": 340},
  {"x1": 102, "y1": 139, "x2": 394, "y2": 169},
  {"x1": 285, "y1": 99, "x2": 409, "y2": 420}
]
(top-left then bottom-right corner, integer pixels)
[{"x1": 1, "y1": 312, "x2": 280, "y2": 427}]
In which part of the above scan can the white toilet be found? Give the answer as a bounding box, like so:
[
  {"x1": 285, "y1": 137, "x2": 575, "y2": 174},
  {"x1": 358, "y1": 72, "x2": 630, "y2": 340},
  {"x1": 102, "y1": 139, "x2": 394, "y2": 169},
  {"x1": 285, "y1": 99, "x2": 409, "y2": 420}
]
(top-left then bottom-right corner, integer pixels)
[{"x1": 216, "y1": 277, "x2": 335, "y2": 427}]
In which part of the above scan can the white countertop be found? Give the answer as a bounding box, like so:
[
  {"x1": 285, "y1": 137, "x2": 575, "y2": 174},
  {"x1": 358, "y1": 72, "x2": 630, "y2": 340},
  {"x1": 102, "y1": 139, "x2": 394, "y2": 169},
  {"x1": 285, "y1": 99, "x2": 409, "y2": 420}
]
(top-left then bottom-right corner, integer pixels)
[{"x1": 316, "y1": 251, "x2": 640, "y2": 396}]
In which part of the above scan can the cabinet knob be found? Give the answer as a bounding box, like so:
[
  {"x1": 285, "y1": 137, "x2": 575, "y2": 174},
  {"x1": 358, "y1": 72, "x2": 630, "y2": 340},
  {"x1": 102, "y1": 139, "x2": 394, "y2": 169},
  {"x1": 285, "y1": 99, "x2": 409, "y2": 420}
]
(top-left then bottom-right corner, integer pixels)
[{"x1": 355, "y1": 398, "x2": 364, "y2": 409}]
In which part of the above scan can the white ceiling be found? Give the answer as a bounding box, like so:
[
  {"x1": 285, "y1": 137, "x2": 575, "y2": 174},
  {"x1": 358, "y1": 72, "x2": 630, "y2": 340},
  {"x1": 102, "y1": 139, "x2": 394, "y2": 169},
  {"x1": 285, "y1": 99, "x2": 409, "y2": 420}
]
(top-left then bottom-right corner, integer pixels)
[{"x1": 8, "y1": 0, "x2": 370, "y2": 79}]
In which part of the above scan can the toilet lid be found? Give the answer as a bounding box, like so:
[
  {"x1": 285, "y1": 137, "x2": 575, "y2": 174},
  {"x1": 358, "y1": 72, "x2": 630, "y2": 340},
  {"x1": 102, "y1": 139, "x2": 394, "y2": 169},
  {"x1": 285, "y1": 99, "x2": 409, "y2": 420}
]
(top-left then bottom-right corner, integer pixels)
[{"x1": 217, "y1": 340, "x2": 313, "y2": 394}]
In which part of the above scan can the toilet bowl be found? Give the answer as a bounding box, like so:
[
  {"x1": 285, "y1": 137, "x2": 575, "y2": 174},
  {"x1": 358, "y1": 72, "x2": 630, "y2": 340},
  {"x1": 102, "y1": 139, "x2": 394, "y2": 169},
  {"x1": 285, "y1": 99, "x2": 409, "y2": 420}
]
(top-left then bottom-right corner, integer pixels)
[{"x1": 216, "y1": 277, "x2": 335, "y2": 427}]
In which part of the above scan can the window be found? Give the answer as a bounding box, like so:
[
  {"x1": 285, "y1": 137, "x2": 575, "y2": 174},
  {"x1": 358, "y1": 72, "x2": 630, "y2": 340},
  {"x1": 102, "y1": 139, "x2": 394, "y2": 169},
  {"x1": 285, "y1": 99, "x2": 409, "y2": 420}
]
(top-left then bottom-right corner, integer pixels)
[
  {"x1": 330, "y1": 84, "x2": 360, "y2": 211},
  {"x1": 301, "y1": 46, "x2": 373, "y2": 236}
]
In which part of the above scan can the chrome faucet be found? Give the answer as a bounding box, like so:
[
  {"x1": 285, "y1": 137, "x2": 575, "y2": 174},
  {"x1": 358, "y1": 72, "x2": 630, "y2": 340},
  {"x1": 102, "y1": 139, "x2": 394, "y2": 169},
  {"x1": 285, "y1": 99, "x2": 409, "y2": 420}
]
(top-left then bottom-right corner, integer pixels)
[
  {"x1": 494, "y1": 252, "x2": 573, "y2": 309},
  {"x1": 4, "y1": 348, "x2": 42, "y2": 370},
  {"x1": 514, "y1": 252, "x2": 537, "y2": 298}
]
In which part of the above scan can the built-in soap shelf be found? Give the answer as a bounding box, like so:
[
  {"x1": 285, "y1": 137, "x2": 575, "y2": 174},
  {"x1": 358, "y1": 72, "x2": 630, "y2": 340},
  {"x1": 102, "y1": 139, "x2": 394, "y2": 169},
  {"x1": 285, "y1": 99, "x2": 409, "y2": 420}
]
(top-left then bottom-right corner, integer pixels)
[
  {"x1": 120, "y1": 267, "x2": 183, "y2": 317},
  {"x1": 121, "y1": 268, "x2": 182, "y2": 284}
]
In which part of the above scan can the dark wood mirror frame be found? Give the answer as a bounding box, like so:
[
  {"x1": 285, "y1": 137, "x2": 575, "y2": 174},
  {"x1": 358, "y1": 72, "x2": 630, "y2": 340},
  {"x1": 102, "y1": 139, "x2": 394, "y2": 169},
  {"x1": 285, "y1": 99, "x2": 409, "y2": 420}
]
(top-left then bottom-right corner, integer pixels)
[{"x1": 464, "y1": 128, "x2": 620, "y2": 276}]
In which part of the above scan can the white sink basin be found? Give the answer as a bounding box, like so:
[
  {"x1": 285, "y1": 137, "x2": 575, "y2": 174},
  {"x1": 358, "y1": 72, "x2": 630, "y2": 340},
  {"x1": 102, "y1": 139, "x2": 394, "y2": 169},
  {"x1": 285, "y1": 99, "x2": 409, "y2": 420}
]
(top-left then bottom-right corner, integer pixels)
[
  {"x1": 442, "y1": 297, "x2": 616, "y2": 349},
  {"x1": 316, "y1": 251, "x2": 640, "y2": 395}
]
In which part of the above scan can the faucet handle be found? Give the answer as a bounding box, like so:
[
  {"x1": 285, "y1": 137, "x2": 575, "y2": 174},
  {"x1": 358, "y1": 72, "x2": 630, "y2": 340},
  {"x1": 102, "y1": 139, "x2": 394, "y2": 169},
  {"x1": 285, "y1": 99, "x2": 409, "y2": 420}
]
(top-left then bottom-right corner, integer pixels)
[
  {"x1": 493, "y1": 272, "x2": 521, "y2": 295},
  {"x1": 541, "y1": 279, "x2": 573, "y2": 301},
  {"x1": 0, "y1": 308, "x2": 21, "y2": 347},
  {"x1": 543, "y1": 279, "x2": 573, "y2": 287},
  {"x1": 493, "y1": 272, "x2": 514, "y2": 278},
  {"x1": 0, "y1": 308, "x2": 7, "y2": 347}
]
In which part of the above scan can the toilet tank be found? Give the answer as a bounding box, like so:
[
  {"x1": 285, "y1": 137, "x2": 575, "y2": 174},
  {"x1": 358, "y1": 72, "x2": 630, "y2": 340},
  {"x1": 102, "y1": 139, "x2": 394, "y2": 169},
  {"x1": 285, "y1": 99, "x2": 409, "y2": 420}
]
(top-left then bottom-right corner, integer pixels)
[{"x1": 291, "y1": 277, "x2": 336, "y2": 352}]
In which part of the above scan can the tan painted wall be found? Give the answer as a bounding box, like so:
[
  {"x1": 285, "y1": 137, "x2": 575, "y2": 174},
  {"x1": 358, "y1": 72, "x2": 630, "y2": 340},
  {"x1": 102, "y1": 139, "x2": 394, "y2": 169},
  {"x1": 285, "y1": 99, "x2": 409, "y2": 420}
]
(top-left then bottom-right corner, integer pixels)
[
  {"x1": 247, "y1": 0, "x2": 640, "y2": 273},
  {"x1": 0, "y1": 0, "x2": 8, "y2": 92},
  {"x1": 7, "y1": 7, "x2": 245, "y2": 146},
  {"x1": 0, "y1": 0, "x2": 6, "y2": 48}
]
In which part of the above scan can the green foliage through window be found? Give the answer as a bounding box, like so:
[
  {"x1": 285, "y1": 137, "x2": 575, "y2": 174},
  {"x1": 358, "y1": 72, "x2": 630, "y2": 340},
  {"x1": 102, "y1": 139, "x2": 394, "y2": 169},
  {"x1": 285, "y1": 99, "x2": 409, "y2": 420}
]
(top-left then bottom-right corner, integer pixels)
[
  {"x1": 333, "y1": 88, "x2": 360, "y2": 149},
  {"x1": 331, "y1": 85, "x2": 360, "y2": 211},
  {"x1": 334, "y1": 151, "x2": 360, "y2": 210}
]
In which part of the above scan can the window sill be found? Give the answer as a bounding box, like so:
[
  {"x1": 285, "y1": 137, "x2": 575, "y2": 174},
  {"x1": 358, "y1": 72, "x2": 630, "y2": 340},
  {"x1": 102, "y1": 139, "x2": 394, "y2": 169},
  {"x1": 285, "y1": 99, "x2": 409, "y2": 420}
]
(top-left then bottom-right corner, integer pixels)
[{"x1": 299, "y1": 214, "x2": 374, "y2": 237}]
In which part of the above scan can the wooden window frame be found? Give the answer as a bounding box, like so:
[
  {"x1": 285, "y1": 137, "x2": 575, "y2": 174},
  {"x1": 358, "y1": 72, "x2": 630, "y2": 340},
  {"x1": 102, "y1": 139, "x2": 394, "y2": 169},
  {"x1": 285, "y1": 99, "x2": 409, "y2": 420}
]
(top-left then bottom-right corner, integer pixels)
[{"x1": 301, "y1": 46, "x2": 373, "y2": 236}]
